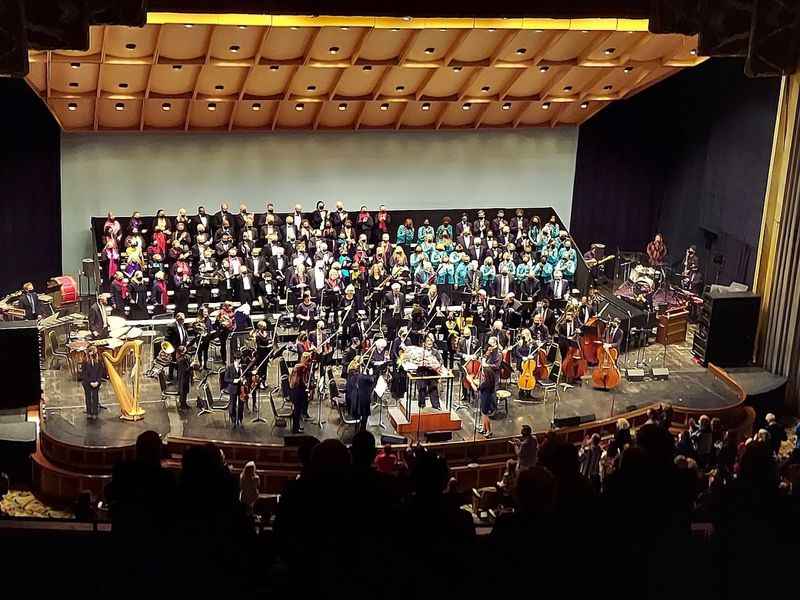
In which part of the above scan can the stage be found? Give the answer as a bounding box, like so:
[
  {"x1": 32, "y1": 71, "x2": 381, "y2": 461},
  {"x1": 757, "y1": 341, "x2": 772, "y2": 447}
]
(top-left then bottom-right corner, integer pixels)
[{"x1": 40, "y1": 328, "x2": 782, "y2": 449}]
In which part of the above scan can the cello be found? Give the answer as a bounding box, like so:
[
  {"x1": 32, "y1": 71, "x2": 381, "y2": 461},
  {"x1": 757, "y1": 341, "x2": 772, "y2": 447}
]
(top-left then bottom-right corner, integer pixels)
[
  {"x1": 561, "y1": 338, "x2": 588, "y2": 383},
  {"x1": 591, "y1": 343, "x2": 621, "y2": 390}
]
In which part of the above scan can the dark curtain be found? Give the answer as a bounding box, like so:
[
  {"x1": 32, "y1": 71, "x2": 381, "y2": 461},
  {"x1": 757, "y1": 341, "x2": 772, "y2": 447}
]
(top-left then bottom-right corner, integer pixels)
[
  {"x1": 0, "y1": 79, "x2": 61, "y2": 295},
  {"x1": 571, "y1": 58, "x2": 779, "y2": 286}
]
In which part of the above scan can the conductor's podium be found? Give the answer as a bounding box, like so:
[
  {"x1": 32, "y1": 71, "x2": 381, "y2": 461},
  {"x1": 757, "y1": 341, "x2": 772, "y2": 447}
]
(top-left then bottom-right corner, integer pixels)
[{"x1": 389, "y1": 367, "x2": 461, "y2": 436}]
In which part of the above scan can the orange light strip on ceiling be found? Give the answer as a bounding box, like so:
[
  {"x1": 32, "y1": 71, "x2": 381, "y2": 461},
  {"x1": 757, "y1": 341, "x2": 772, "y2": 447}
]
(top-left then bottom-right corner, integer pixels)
[{"x1": 146, "y1": 12, "x2": 651, "y2": 32}]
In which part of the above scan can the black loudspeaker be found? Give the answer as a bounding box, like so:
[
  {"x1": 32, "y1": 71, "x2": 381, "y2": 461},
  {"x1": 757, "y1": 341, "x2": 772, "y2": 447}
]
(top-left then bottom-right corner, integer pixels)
[
  {"x1": 380, "y1": 434, "x2": 407, "y2": 445},
  {"x1": 692, "y1": 290, "x2": 761, "y2": 367},
  {"x1": 553, "y1": 416, "x2": 581, "y2": 428},
  {"x1": 283, "y1": 434, "x2": 318, "y2": 447},
  {"x1": 0, "y1": 322, "x2": 41, "y2": 410},
  {"x1": 424, "y1": 431, "x2": 453, "y2": 443},
  {"x1": 579, "y1": 413, "x2": 597, "y2": 424},
  {"x1": 0, "y1": 0, "x2": 28, "y2": 77},
  {"x1": 0, "y1": 421, "x2": 37, "y2": 484}
]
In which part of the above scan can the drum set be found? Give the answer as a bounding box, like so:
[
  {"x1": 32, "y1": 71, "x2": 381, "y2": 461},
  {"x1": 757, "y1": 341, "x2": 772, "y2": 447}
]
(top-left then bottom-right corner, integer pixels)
[{"x1": 628, "y1": 264, "x2": 662, "y2": 298}]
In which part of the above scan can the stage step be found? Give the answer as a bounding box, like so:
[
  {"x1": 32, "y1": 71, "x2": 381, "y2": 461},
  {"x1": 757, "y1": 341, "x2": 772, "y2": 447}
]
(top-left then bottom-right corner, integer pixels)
[{"x1": 390, "y1": 403, "x2": 462, "y2": 436}]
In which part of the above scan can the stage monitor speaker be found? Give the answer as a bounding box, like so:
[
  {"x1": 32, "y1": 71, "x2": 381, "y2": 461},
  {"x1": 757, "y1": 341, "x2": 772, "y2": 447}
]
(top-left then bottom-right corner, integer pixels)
[
  {"x1": 626, "y1": 368, "x2": 645, "y2": 382},
  {"x1": 424, "y1": 431, "x2": 453, "y2": 443},
  {"x1": 0, "y1": 322, "x2": 41, "y2": 410},
  {"x1": 692, "y1": 291, "x2": 760, "y2": 367},
  {"x1": 652, "y1": 367, "x2": 670, "y2": 380},
  {"x1": 380, "y1": 434, "x2": 407, "y2": 445},
  {"x1": 0, "y1": 421, "x2": 37, "y2": 484},
  {"x1": 552, "y1": 416, "x2": 581, "y2": 428}
]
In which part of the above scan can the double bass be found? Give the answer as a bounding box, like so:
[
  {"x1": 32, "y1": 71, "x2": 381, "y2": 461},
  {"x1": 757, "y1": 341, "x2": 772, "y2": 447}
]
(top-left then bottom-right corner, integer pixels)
[
  {"x1": 518, "y1": 342, "x2": 550, "y2": 389},
  {"x1": 462, "y1": 348, "x2": 482, "y2": 393},
  {"x1": 591, "y1": 343, "x2": 621, "y2": 390}
]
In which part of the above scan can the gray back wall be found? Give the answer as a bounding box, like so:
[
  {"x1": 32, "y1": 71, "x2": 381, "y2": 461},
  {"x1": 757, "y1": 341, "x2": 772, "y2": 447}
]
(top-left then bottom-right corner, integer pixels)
[{"x1": 60, "y1": 128, "x2": 578, "y2": 276}]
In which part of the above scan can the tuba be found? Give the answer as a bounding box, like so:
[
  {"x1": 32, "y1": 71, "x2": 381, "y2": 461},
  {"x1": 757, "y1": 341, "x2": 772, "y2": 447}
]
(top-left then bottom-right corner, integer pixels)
[{"x1": 101, "y1": 340, "x2": 145, "y2": 421}]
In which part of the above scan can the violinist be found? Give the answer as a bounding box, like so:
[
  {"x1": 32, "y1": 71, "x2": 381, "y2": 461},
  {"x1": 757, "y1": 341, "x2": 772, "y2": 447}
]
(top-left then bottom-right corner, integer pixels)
[
  {"x1": 223, "y1": 353, "x2": 244, "y2": 429},
  {"x1": 471, "y1": 288, "x2": 492, "y2": 337},
  {"x1": 295, "y1": 290, "x2": 318, "y2": 332},
  {"x1": 324, "y1": 267, "x2": 344, "y2": 329},
  {"x1": 254, "y1": 320, "x2": 271, "y2": 385},
  {"x1": 490, "y1": 320, "x2": 510, "y2": 350},
  {"x1": 310, "y1": 320, "x2": 334, "y2": 369},
  {"x1": 289, "y1": 352, "x2": 312, "y2": 434},
  {"x1": 342, "y1": 336, "x2": 363, "y2": 372},
  {"x1": 383, "y1": 282, "x2": 405, "y2": 340},
  {"x1": 389, "y1": 326, "x2": 410, "y2": 399},
  {"x1": 215, "y1": 301, "x2": 236, "y2": 364}
]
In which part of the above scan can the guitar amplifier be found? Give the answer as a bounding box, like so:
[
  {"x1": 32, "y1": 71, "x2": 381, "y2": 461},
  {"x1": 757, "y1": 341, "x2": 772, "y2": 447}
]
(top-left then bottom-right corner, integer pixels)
[
  {"x1": 691, "y1": 290, "x2": 760, "y2": 367},
  {"x1": 656, "y1": 308, "x2": 689, "y2": 345}
]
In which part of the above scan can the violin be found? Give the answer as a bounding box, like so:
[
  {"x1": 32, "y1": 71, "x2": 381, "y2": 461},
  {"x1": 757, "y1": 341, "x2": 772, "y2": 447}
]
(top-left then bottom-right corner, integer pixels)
[{"x1": 591, "y1": 343, "x2": 621, "y2": 390}]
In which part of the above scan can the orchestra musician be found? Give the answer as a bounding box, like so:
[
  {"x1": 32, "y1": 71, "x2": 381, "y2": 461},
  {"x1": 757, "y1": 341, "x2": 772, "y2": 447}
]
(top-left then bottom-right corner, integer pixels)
[
  {"x1": 383, "y1": 282, "x2": 405, "y2": 340},
  {"x1": 533, "y1": 299, "x2": 556, "y2": 333},
  {"x1": 19, "y1": 282, "x2": 43, "y2": 320},
  {"x1": 194, "y1": 306, "x2": 215, "y2": 370},
  {"x1": 389, "y1": 326, "x2": 410, "y2": 399},
  {"x1": 681, "y1": 245, "x2": 703, "y2": 294},
  {"x1": 223, "y1": 353, "x2": 245, "y2": 429},
  {"x1": 556, "y1": 311, "x2": 580, "y2": 373},
  {"x1": 81, "y1": 346, "x2": 104, "y2": 420},
  {"x1": 289, "y1": 352, "x2": 312, "y2": 434},
  {"x1": 603, "y1": 317, "x2": 624, "y2": 350},
  {"x1": 254, "y1": 320, "x2": 271, "y2": 386},
  {"x1": 483, "y1": 337, "x2": 502, "y2": 387},
  {"x1": 417, "y1": 334, "x2": 443, "y2": 410},
  {"x1": 215, "y1": 301, "x2": 236, "y2": 364},
  {"x1": 531, "y1": 314, "x2": 551, "y2": 345},
  {"x1": 576, "y1": 296, "x2": 596, "y2": 327},
  {"x1": 323, "y1": 268, "x2": 344, "y2": 329},
  {"x1": 295, "y1": 290, "x2": 318, "y2": 332},
  {"x1": 499, "y1": 292, "x2": 522, "y2": 330},
  {"x1": 174, "y1": 345, "x2": 191, "y2": 410},
  {"x1": 471, "y1": 288, "x2": 492, "y2": 337},
  {"x1": 89, "y1": 294, "x2": 111, "y2": 340},
  {"x1": 339, "y1": 284, "x2": 363, "y2": 342}
]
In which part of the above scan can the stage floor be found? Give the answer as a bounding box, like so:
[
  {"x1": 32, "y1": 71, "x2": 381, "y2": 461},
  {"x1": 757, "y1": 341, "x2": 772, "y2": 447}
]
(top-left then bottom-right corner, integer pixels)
[{"x1": 40, "y1": 328, "x2": 777, "y2": 448}]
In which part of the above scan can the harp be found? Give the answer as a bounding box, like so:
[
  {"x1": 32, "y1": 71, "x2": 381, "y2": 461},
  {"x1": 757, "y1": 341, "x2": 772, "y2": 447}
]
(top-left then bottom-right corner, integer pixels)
[{"x1": 101, "y1": 340, "x2": 146, "y2": 421}]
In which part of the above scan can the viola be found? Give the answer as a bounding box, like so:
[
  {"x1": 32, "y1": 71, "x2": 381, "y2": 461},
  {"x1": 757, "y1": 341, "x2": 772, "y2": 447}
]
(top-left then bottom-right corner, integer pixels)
[{"x1": 591, "y1": 344, "x2": 621, "y2": 390}]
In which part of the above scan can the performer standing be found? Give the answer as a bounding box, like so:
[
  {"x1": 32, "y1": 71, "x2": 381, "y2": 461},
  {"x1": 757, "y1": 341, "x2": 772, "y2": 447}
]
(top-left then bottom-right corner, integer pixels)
[
  {"x1": 289, "y1": 353, "x2": 312, "y2": 434},
  {"x1": 477, "y1": 365, "x2": 497, "y2": 438},
  {"x1": 224, "y1": 353, "x2": 244, "y2": 429},
  {"x1": 81, "y1": 347, "x2": 104, "y2": 420},
  {"x1": 89, "y1": 294, "x2": 111, "y2": 340},
  {"x1": 19, "y1": 282, "x2": 42, "y2": 320},
  {"x1": 174, "y1": 345, "x2": 191, "y2": 410},
  {"x1": 646, "y1": 233, "x2": 668, "y2": 267},
  {"x1": 384, "y1": 282, "x2": 405, "y2": 340},
  {"x1": 417, "y1": 334, "x2": 443, "y2": 410}
]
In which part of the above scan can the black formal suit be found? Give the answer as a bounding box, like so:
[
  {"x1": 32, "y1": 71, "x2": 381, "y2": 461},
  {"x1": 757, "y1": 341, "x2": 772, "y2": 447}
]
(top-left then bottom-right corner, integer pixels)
[
  {"x1": 89, "y1": 302, "x2": 109, "y2": 339},
  {"x1": 19, "y1": 291, "x2": 41, "y2": 320},
  {"x1": 331, "y1": 210, "x2": 348, "y2": 232},
  {"x1": 190, "y1": 213, "x2": 211, "y2": 236},
  {"x1": 556, "y1": 319, "x2": 580, "y2": 360},
  {"x1": 518, "y1": 278, "x2": 541, "y2": 303},
  {"x1": 310, "y1": 209, "x2": 328, "y2": 230},
  {"x1": 577, "y1": 304, "x2": 595, "y2": 327},
  {"x1": 603, "y1": 324, "x2": 624, "y2": 349},
  {"x1": 81, "y1": 358, "x2": 104, "y2": 417},
  {"x1": 468, "y1": 244, "x2": 486, "y2": 264},
  {"x1": 224, "y1": 362, "x2": 244, "y2": 427},
  {"x1": 383, "y1": 291, "x2": 406, "y2": 339},
  {"x1": 213, "y1": 210, "x2": 233, "y2": 233},
  {"x1": 549, "y1": 278, "x2": 570, "y2": 301},
  {"x1": 175, "y1": 354, "x2": 191, "y2": 409},
  {"x1": 167, "y1": 320, "x2": 190, "y2": 350},
  {"x1": 258, "y1": 211, "x2": 283, "y2": 228}
]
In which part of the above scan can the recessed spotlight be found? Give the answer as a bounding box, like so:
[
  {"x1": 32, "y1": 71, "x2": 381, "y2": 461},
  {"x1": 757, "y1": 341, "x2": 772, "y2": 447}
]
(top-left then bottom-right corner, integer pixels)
[
  {"x1": 488, "y1": 28, "x2": 496, "y2": 32},
  {"x1": 424, "y1": 47, "x2": 436, "y2": 54},
  {"x1": 391, "y1": 28, "x2": 400, "y2": 32},
  {"x1": 362, "y1": 65, "x2": 372, "y2": 71},
  {"x1": 119, "y1": 82, "x2": 129, "y2": 89},
  {"x1": 238, "y1": 25, "x2": 247, "y2": 30},
  {"x1": 67, "y1": 102, "x2": 78, "y2": 111},
  {"x1": 624, "y1": 66, "x2": 634, "y2": 73},
  {"x1": 603, "y1": 84, "x2": 613, "y2": 91},
  {"x1": 251, "y1": 102, "x2": 261, "y2": 111},
  {"x1": 125, "y1": 43, "x2": 137, "y2": 50},
  {"x1": 452, "y1": 66, "x2": 463, "y2": 72},
  {"x1": 580, "y1": 102, "x2": 589, "y2": 109},
  {"x1": 306, "y1": 84, "x2": 317, "y2": 91},
  {"x1": 515, "y1": 48, "x2": 527, "y2": 55},
  {"x1": 440, "y1": 29, "x2": 447, "y2": 32},
  {"x1": 207, "y1": 102, "x2": 216, "y2": 111},
  {"x1": 70, "y1": 62, "x2": 80, "y2": 69},
  {"x1": 184, "y1": 24, "x2": 193, "y2": 28},
  {"x1": 502, "y1": 102, "x2": 512, "y2": 110},
  {"x1": 395, "y1": 85, "x2": 405, "y2": 92},
  {"x1": 539, "y1": 65, "x2": 550, "y2": 72},
  {"x1": 690, "y1": 48, "x2": 698, "y2": 56},
  {"x1": 338, "y1": 103, "x2": 348, "y2": 111},
  {"x1": 563, "y1": 85, "x2": 573, "y2": 92},
  {"x1": 421, "y1": 102, "x2": 431, "y2": 111},
  {"x1": 542, "y1": 102, "x2": 551, "y2": 110},
  {"x1": 161, "y1": 102, "x2": 171, "y2": 111},
  {"x1": 114, "y1": 102, "x2": 125, "y2": 111},
  {"x1": 68, "y1": 82, "x2": 79, "y2": 87},
  {"x1": 295, "y1": 103, "x2": 304, "y2": 111},
  {"x1": 462, "y1": 102, "x2": 471, "y2": 111},
  {"x1": 290, "y1": 26, "x2": 299, "y2": 31},
  {"x1": 229, "y1": 45, "x2": 240, "y2": 53},
  {"x1": 172, "y1": 64, "x2": 183, "y2": 70},
  {"x1": 380, "y1": 103, "x2": 389, "y2": 111},
  {"x1": 534, "y1": 29, "x2": 543, "y2": 33},
  {"x1": 481, "y1": 85, "x2": 491, "y2": 93},
  {"x1": 215, "y1": 84, "x2": 225, "y2": 91},
  {"x1": 604, "y1": 47, "x2": 616, "y2": 55},
  {"x1": 269, "y1": 65, "x2": 279, "y2": 71},
  {"x1": 402, "y1": 16, "x2": 412, "y2": 21},
  {"x1": 340, "y1": 26, "x2": 349, "y2": 31},
  {"x1": 581, "y1": 30, "x2": 590, "y2": 34},
  {"x1": 328, "y1": 46, "x2": 340, "y2": 55}
]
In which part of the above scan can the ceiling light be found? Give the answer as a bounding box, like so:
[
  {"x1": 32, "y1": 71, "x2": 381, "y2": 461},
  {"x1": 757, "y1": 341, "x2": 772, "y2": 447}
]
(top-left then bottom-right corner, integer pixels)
[
  {"x1": 604, "y1": 47, "x2": 616, "y2": 55},
  {"x1": 70, "y1": 62, "x2": 80, "y2": 69},
  {"x1": 114, "y1": 102, "x2": 125, "y2": 111},
  {"x1": 362, "y1": 65, "x2": 372, "y2": 71},
  {"x1": 580, "y1": 102, "x2": 589, "y2": 109},
  {"x1": 581, "y1": 30, "x2": 590, "y2": 34},
  {"x1": 295, "y1": 103, "x2": 304, "y2": 111},
  {"x1": 340, "y1": 26, "x2": 349, "y2": 31},
  {"x1": 69, "y1": 82, "x2": 79, "y2": 87},
  {"x1": 421, "y1": 102, "x2": 431, "y2": 111},
  {"x1": 380, "y1": 103, "x2": 389, "y2": 111},
  {"x1": 251, "y1": 103, "x2": 261, "y2": 111},
  {"x1": 462, "y1": 102, "x2": 471, "y2": 111},
  {"x1": 119, "y1": 82, "x2": 129, "y2": 89},
  {"x1": 603, "y1": 84, "x2": 613, "y2": 90},
  {"x1": 542, "y1": 102, "x2": 551, "y2": 110},
  {"x1": 690, "y1": 48, "x2": 698, "y2": 56},
  {"x1": 161, "y1": 102, "x2": 171, "y2": 111},
  {"x1": 502, "y1": 102, "x2": 512, "y2": 110},
  {"x1": 402, "y1": 16, "x2": 412, "y2": 21},
  {"x1": 215, "y1": 84, "x2": 225, "y2": 91},
  {"x1": 238, "y1": 25, "x2": 247, "y2": 30},
  {"x1": 391, "y1": 28, "x2": 400, "y2": 32},
  {"x1": 452, "y1": 66, "x2": 463, "y2": 72},
  {"x1": 290, "y1": 26, "x2": 299, "y2": 31},
  {"x1": 395, "y1": 85, "x2": 405, "y2": 92},
  {"x1": 481, "y1": 85, "x2": 490, "y2": 93},
  {"x1": 269, "y1": 65, "x2": 279, "y2": 71},
  {"x1": 67, "y1": 102, "x2": 78, "y2": 111},
  {"x1": 207, "y1": 102, "x2": 216, "y2": 111},
  {"x1": 534, "y1": 29, "x2": 543, "y2": 33},
  {"x1": 306, "y1": 84, "x2": 317, "y2": 91},
  {"x1": 184, "y1": 24, "x2": 193, "y2": 28},
  {"x1": 563, "y1": 85, "x2": 573, "y2": 91},
  {"x1": 125, "y1": 43, "x2": 137, "y2": 50},
  {"x1": 328, "y1": 46, "x2": 340, "y2": 54},
  {"x1": 172, "y1": 64, "x2": 183, "y2": 70},
  {"x1": 424, "y1": 47, "x2": 436, "y2": 54},
  {"x1": 539, "y1": 65, "x2": 549, "y2": 72},
  {"x1": 229, "y1": 45, "x2": 240, "y2": 53},
  {"x1": 488, "y1": 28, "x2": 496, "y2": 32},
  {"x1": 624, "y1": 66, "x2": 634, "y2": 73},
  {"x1": 338, "y1": 103, "x2": 348, "y2": 111},
  {"x1": 440, "y1": 29, "x2": 447, "y2": 32},
  {"x1": 515, "y1": 48, "x2": 527, "y2": 55}
]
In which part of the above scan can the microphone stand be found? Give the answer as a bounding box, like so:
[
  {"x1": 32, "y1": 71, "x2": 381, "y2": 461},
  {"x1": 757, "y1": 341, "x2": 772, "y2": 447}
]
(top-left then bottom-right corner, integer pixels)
[
  {"x1": 313, "y1": 328, "x2": 339, "y2": 429},
  {"x1": 250, "y1": 343, "x2": 284, "y2": 424}
]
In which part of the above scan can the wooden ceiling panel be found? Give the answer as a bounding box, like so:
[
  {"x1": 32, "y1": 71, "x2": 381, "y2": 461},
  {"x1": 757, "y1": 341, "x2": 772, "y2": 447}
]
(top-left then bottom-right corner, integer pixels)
[
  {"x1": 195, "y1": 65, "x2": 248, "y2": 97},
  {"x1": 99, "y1": 64, "x2": 150, "y2": 94},
  {"x1": 143, "y1": 98, "x2": 189, "y2": 128},
  {"x1": 29, "y1": 17, "x2": 705, "y2": 133},
  {"x1": 233, "y1": 100, "x2": 278, "y2": 128},
  {"x1": 148, "y1": 64, "x2": 201, "y2": 95},
  {"x1": 104, "y1": 26, "x2": 159, "y2": 59},
  {"x1": 97, "y1": 98, "x2": 142, "y2": 129},
  {"x1": 158, "y1": 24, "x2": 213, "y2": 60}
]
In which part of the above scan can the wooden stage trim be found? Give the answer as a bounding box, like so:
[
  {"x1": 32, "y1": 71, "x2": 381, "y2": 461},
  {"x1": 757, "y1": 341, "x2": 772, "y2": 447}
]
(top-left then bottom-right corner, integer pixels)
[{"x1": 33, "y1": 363, "x2": 755, "y2": 502}]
